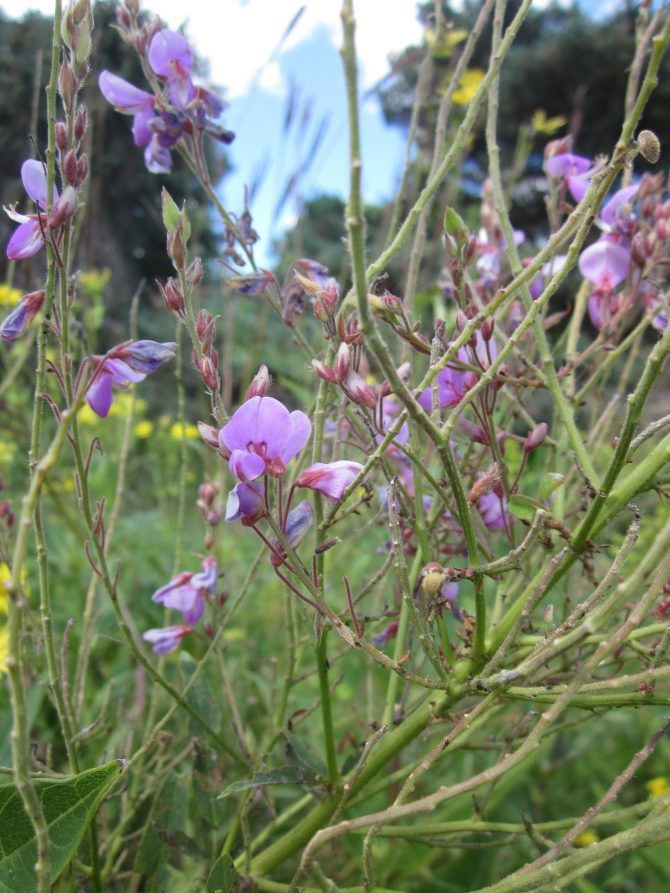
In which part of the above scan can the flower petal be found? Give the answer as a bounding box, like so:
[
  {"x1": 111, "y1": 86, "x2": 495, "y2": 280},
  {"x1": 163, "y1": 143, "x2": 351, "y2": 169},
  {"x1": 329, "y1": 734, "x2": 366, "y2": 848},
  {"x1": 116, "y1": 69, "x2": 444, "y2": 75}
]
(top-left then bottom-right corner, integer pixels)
[
  {"x1": 99, "y1": 71, "x2": 153, "y2": 114},
  {"x1": 148, "y1": 29, "x2": 193, "y2": 77},
  {"x1": 229, "y1": 449, "x2": 265, "y2": 482},
  {"x1": 280, "y1": 410, "x2": 312, "y2": 465},
  {"x1": 7, "y1": 219, "x2": 43, "y2": 260},
  {"x1": 21, "y1": 160, "x2": 57, "y2": 209}
]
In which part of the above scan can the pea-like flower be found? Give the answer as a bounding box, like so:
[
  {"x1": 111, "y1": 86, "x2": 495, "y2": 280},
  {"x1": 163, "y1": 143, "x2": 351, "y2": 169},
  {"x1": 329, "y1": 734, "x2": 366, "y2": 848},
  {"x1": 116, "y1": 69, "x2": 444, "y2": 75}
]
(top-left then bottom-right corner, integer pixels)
[
  {"x1": 151, "y1": 556, "x2": 217, "y2": 625},
  {"x1": 0, "y1": 290, "x2": 44, "y2": 343},
  {"x1": 218, "y1": 395, "x2": 311, "y2": 482},
  {"x1": 5, "y1": 160, "x2": 77, "y2": 260},
  {"x1": 142, "y1": 625, "x2": 192, "y2": 655},
  {"x1": 85, "y1": 339, "x2": 176, "y2": 418},
  {"x1": 297, "y1": 460, "x2": 364, "y2": 502}
]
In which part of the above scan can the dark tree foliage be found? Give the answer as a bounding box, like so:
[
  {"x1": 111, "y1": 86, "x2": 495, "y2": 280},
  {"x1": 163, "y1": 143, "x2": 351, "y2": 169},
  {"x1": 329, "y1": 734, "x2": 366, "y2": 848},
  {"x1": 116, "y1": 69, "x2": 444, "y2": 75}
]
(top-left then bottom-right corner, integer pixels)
[
  {"x1": 0, "y1": 2, "x2": 226, "y2": 308},
  {"x1": 379, "y1": 1, "x2": 670, "y2": 163}
]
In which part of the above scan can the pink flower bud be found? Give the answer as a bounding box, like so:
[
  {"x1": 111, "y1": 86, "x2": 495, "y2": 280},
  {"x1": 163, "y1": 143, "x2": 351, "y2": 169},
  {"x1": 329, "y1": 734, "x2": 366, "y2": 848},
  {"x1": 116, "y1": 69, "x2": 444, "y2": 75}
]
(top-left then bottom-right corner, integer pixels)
[
  {"x1": 383, "y1": 292, "x2": 403, "y2": 316},
  {"x1": 162, "y1": 278, "x2": 185, "y2": 318},
  {"x1": 199, "y1": 356, "x2": 219, "y2": 391},
  {"x1": 48, "y1": 186, "x2": 78, "y2": 228},
  {"x1": 334, "y1": 342, "x2": 350, "y2": 382},
  {"x1": 76, "y1": 155, "x2": 88, "y2": 186},
  {"x1": 198, "y1": 421, "x2": 220, "y2": 450},
  {"x1": 481, "y1": 318, "x2": 495, "y2": 341},
  {"x1": 74, "y1": 106, "x2": 87, "y2": 142},
  {"x1": 55, "y1": 122, "x2": 68, "y2": 151},
  {"x1": 246, "y1": 364, "x2": 271, "y2": 399},
  {"x1": 311, "y1": 359, "x2": 337, "y2": 383},
  {"x1": 188, "y1": 257, "x2": 203, "y2": 286},
  {"x1": 523, "y1": 422, "x2": 549, "y2": 453},
  {"x1": 63, "y1": 150, "x2": 78, "y2": 186},
  {"x1": 346, "y1": 370, "x2": 378, "y2": 408},
  {"x1": 196, "y1": 309, "x2": 216, "y2": 353}
]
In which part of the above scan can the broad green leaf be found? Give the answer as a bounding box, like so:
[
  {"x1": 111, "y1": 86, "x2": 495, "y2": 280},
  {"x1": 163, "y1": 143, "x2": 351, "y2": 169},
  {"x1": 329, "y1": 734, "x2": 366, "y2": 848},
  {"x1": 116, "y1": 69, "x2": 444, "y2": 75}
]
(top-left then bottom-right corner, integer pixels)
[
  {"x1": 0, "y1": 761, "x2": 122, "y2": 893},
  {"x1": 218, "y1": 766, "x2": 309, "y2": 800},
  {"x1": 206, "y1": 852, "x2": 241, "y2": 892}
]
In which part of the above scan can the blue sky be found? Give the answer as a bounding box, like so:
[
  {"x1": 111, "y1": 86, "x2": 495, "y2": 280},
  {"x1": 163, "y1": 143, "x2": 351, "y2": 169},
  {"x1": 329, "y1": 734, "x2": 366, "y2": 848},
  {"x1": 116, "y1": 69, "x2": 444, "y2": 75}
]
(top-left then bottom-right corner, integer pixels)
[{"x1": 1, "y1": 0, "x2": 626, "y2": 263}]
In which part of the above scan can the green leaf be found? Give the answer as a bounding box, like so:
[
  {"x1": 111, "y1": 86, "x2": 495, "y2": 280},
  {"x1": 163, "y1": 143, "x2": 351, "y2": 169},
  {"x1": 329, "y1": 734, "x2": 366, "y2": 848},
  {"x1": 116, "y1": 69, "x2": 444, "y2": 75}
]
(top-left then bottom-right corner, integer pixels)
[
  {"x1": 161, "y1": 188, "x2": 180, "y2": 233},
  {"x1": 0, "y1": 761, "x2": 122, "y2": 893},
  {"x1": 540, "y1": 472, "x2": 565, "y2": 501},
  {"x1": 218, "y1": 766, "x2": 309, "y2": 800},
  {"x1": 508, "y1": 494, "x2": 544, "y2": 522},
  {"x1": 206, "y1": 852, "x2": 241, "y2": 892}
]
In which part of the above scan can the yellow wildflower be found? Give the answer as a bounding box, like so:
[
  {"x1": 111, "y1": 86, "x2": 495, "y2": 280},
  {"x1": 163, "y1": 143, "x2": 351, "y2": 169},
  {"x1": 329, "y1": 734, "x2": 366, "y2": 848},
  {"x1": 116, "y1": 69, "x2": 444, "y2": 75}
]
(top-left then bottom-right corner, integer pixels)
[
  {"x1": 169, "y1": 421, "x2": 200, "y2": 441},
  {"x1": 427, "y1": 27, "x2": 468, "y2": 59},
  {"x1": 646, "y1": 777, "x2": 670, "y2": 798},
  {"x1": 0, "y1": 441, "x2": 15, "y2": 465},
  {"x1": 452, "y1": 69, "x2": 485, "y2": 106},
  {"x1": 574, "y1": 830, "x2": 599, "y2": 848},
  {"x1": 78, "y1": 268, "x2": 111, "y2": 299},
  {"x1": 135, "y1": 420, "x2": 154, "y2": 439},
  {"x1": 0, "y1": 284, "x2": 22, "y2": 307},
  {"x1": 532, "y1": 109, "x2": 567, "y2": 136},
  {"x1": 0, "y1": 563, "x2": 10, "y2": 614},
  {"x1": 0, "y1": 626, "x2": 8, "y2": 676}
]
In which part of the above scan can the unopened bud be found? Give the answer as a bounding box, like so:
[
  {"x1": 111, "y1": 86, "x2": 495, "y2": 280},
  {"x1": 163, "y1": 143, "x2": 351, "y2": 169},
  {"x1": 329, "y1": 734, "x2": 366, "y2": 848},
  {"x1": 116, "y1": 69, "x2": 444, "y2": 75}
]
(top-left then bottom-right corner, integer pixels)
[
  {"x1": 523, "y1": 422, "x2": 549, "y2": 453},
  {"x1": 162, "y1": 277, "x2": 185, "y2": 318},
  {"x1": 396, "y1": 361, "x2": 411, "y2": 383},
  {"x1": 199, "y1": 356, "x2": 219, "y2": 391},
  {"x1": 246, "y1": 364, "x2": 271, "y2": 399},
  {"x1": 74, "y1": 105, "x2": 87, "y2": 142},
  {"x1": 346, "y1": 370, "x2": 377, "y2": 408},
  {"x1": 467, "y1": 466, "x2": 500, "y2": 505},
  {"x1": 383, "y1": 291, "x2": 403, "y2": 316},
  {"x1": 444, "y1": 207, "x2": 468, "y2": 248},
  {"x1": 196, "y1": 309, "x2": 216, "y2": 352},
  {"x1": 76, "y1": 154, "x2": 88, "y2": 186},
  {"x1": 198, "y1": 480, "x2": 220, "y2": 507},
  {"x1": 198, "y1": 421, "x2": 220, "y2": 450},
  {"x1": 48, "y1": 186, "x2": 78, "y2": 228},
  {"x1": 637, "y1": 130, "x2": 661, "y2": 165},
  {"x1": 421, "y1": 563, "x2": 447, "y2": 597},
  {"x1": 631, "y1": 233, "x2": 647, "y2": 269},
  {"x1": 55, "y1": 122, "x2": 68, "y2": 151},
  {"x1": 116, "y1": 3, "x2": 132, "y2": 28},
  {"x1": 334, "y1": 342, "x2": 350, "y2": 382},
  {"x1": 58, "y1": 61, "x2": 77, "y2": 111},
  {"x1": 481, "y1": 318, "x2": 495, "y2": 341},
  {"x1": 63, "y1": 150, "x2": 78, "y2": 186},
  {"x1": 311, "y1": 359, "x2": 337, "y2": 383},
  {"x1": 187, "y1": 257, "x2": 203, "y2": 286},
  {"x1": 167, "y1": 231, "x2": 186, "y2": 269}
]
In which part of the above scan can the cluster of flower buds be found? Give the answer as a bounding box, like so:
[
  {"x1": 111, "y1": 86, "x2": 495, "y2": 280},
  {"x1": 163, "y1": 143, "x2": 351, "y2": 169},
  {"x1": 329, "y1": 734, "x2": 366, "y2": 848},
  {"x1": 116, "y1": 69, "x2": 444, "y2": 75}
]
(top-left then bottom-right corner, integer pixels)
[
  {"x1": 196, "y1": 479, "x2": 224, "y2": 549},
  {"x1": 193, "y1": 309, "x2": 221, "y2": 396},
  {"x1": 100, "y1": 10, "x2": 234, "y2": 174},
  {"x1": 60, "y1": 0, "x2": 94, "y2": 113}
]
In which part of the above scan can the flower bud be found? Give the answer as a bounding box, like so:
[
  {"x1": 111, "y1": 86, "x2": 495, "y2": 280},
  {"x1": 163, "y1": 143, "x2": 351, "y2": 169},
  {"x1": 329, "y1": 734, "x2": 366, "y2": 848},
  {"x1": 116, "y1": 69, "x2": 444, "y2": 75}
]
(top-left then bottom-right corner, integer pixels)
[
  {"x1": 383, "y1": 291, "x2": 404, "y2": 316},
  {"x1": 55, "y1": 122, "x2": 68, "y2": 151},
  {"x1": 196, "y1": 309, "x2": 216, "y2": 353},
  {"x1": 523, "y1": 422, "x2": 549, "y2": 453},
  {"x1": 76, "y1": 154, "x2": 88, "y2": 186},
  {"x1": 198, "y1": 421, "x2": 220, "y2": 450},
  {"x1": 48, "y1": 186, "x2": 78, "y2": 229},
  {"x1": 481, "y1": 318, "x2": 495, "y2": 341},
  {"x1": 334, "y1": 342, "x2": 350, "y2": 382},
  {"x1": 396, "y1": 361, "x2": 411, "y2": 383},
  {"x1": 187, "y1": 257, "x2": 203, "y2": 287},
  {"x1": 631, "y1": 233, "x2": 647, "y2": 269},
  {"x1": 167, "y1": 231, "x2": 186, "y2": 270},
  {"x1": 246, "y1": 364, "x2": 271, "y2": 399},
  {"x1": 58, "y1": 60, "x2": 77, "y2": 112},
  {"x1": 346, "y1": 370, "x2": 378, "y2": 408},
  {"x1": 199, "y1": 356, "x2": 219, "y2": 391},
  {"x1": 116, "y1": 3, "x2": 132, "y2": 28},
  {"x1": 74, "y1": 105, "x2": 87, "y2": 142},
  {"x1": 311, "y1": 359, "x2": 337, "y2": 383},
  {"x1": 421, "y1": 563, "x2": 447, "y2": 597},
  {"x1": 162, "y1": 278, "x2": 185, "y2": 318},
  {"x1": 63, "y1": 150, "x2": 78, "y2": 186},
  {"x1": 444, "y1": 207, "x2": 468, "y2": 248}
]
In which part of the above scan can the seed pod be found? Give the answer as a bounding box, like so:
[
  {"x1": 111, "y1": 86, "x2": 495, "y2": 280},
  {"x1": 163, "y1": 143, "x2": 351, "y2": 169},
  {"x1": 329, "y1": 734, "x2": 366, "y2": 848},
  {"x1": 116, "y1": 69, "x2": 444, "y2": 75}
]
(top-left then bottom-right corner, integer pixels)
[{"x1": 637, "y1": 130, "x2": 661, "y2": 165}]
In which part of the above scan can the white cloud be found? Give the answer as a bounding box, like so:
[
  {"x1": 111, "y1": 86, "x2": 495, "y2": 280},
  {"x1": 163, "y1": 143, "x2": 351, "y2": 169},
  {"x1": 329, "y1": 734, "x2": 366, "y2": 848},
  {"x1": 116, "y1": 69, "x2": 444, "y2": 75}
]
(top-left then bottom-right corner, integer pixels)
[{"x1": 0, "y1": 0, "x2": 424, "y2": 97}]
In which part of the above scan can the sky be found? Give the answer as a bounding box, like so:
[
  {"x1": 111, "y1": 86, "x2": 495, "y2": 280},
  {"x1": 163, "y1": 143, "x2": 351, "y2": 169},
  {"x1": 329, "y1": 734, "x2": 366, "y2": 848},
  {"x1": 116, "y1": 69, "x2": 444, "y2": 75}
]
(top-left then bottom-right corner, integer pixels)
[{"x1": 1, "y1": 0, "x2": 620, "y2": 263}]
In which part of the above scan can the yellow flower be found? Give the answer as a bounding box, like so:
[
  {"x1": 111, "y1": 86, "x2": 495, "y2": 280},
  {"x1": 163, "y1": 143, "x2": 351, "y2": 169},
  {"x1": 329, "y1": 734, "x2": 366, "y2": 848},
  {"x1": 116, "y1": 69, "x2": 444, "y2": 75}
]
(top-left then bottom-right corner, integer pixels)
[
  {"x1": 0, "y1": 626, "x2": 8, "y2": 676},
  {"x1": 78, "y1": 268, "x2": 111, "y2": 299},
  {"x1": 0, "y1": 283, "x2": 22, "y2": 307},
  {"x1": 646, "y1": 777, "x2": 670, "y2": 798},
  {"x1": 532, "y1": 109, "x2": 567, "y2": 136},
  {"x1": 134, "y1": 420, "x2": 154, "y2": 439},
  {"x1": 452, "y1": 69, "x2": 485, "y2": 106},
  {"x1": 169, "y1": 421, "x2": 200, "y2": 441},
  {"x1": 0, "y1": 441, "x2": 15, "y2": 465},
  {"x1": 0, "y1": 563, "x2": 10, "y2": 614},
  {"x1": 427, "y1": 27, "x2": 468, "y2": 59},
  {"x1": 574, "y1": 830, "x2": 599, "y2": 848}
]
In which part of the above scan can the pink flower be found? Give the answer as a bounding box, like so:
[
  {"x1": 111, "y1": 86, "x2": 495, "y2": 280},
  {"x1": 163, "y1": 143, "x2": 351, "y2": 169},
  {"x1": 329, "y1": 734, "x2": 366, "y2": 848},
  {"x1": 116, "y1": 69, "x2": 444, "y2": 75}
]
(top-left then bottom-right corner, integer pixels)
[
  {"x1": 218, "y1": 395, "x2": 311, "y2": 481},
  {"x1": 297, "y1": 460, "x2": 365, "y2": 502},
  {"x1": 151, "y1": 556, "x2": 217, "y2": 625},
  {"x1": 84, "y1": 340, "x2": 176, "y2": 418},
  {"x1": 142, "y1": 625, "x2": 192, "y2": 654}
]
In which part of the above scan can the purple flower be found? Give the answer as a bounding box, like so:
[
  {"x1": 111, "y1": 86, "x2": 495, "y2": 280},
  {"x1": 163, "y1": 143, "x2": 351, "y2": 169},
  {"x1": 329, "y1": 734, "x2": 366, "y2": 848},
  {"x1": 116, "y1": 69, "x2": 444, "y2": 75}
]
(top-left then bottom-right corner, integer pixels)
[
  {"x1": 440, "y1": 581, "x2": 462, "y2": 620},
  {"x1": 418, "y1": 346, "x2": 477, "y2": 410},
  {"x1": 578, "y1": 238, "x2": 631, "y2": 330},
  {"x1": 529, "y1": 255, "x2": 568, "y2": 299},
  {"x1": 297, "y1": 460, "x2": 364, "y2": 502},
  {"x1": 545, "y1": 153, "x2": 593, "y2": 202},
  {"x1": 98, "y1": 71, "x2": 154, "y2": 114},
  {"x1": 599, "y1": 183, "x2": 639, "y2": 231},
  {"x1": 477, "y1": 488, "x2": 508, "y2": 531},
  {"x1": 152, "y1": 556, "x2": 217, "y2": 625},
  {"x1": 143, "y1": 625, "x2": 192, "y2": 655},
  {"x1": 0, "y1": 290, "x2": 44, "y2": 343},
  {"x1": 85, "y1": 340, "x2": 176, "y2": 418},
  {"x1": 5, "y1": 160, "x2": 58, "y2": 260},
  {"x1": 219, "y1": 395, "x2": 311, "y2": 481},
  {"x1": 226, "y1": 480, "x2": 265, "y2": 525},
  {"x1": 148, "y1": 29, "x2": 194, "y2": 78},
  {"x1": 271, "y1": 500, "x2": 314, "y2": 566}
]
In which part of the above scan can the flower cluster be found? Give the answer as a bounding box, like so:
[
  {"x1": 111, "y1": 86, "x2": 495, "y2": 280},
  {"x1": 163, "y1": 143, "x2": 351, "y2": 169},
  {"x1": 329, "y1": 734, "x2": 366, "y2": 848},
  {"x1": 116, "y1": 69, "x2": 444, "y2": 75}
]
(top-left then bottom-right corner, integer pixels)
[{"x1": 99, "y1": 28, "x2": 234, "y2": 174}]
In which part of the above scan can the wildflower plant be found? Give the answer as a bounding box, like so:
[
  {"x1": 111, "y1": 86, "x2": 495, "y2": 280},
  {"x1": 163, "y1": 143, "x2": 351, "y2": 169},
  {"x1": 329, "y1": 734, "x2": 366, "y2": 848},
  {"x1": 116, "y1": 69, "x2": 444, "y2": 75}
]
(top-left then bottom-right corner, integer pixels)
[{"x1": 2, "y1": 1, "x2": 670, "y2": 892}]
